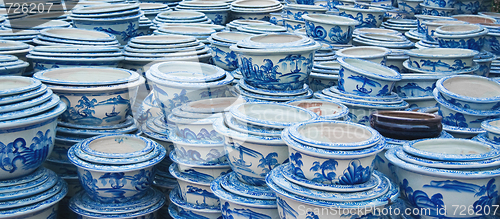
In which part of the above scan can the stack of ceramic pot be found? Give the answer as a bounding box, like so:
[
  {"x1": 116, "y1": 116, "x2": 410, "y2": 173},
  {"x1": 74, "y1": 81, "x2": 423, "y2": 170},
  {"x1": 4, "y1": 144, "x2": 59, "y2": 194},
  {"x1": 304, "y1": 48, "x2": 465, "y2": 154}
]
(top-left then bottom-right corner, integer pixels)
[
  {"x1": 139, "y1": 16, "x2": 154, "y2": 36},
  {"x1": 207, "y1": 32, "x2": 255, "y2": 74},
  {"x1": 433, "y1": 75, "x2": 500, "y2": 138},
  {"x1": 265, "y1": 120, "x2": 399, "y2": 219},
  {"x1": 32, "y1": 27, "x2": 120, "y2": 47},
  {"x1": 315, "y1": 57, "x2": 408, "y2": 126},
  {"x1": 397, "y1": 0, "x2": 422, "y2": 17},
  {"x1": 152, "y1": 11, "x2": 212, "y2": 27},
  {"x1": 154, "y1": 26, "x2": 215, "y2": 44},
  {"x1": 2, "y1": 19, "x2": 72, "y2": 31},
  {"x1": 473, "y1": 51, "x2": 496, "y2": 77},
  {"x1": 477, "y1": 118, "x2": 500, "y2": 145},
  {"x1": 140, "y1": 2, "x2": 172, "y2": 21},
  {"x1": 0, "y1": 54, "x2": 29, "y2": 76},
  {"x1": 0, "y1": 29, "x2": 38, "y2": 44},
  {"x1": 67, "y1": 134, "x2": 167, "y2": 218},
  {"x1": 336, "y1": 5, "x2": 386, "y2": 28},
  {"x1": 226, "y1": 19, "x2": 274, "y2": 31},
  {"x1": 381, "y1": 18, "x2": 418, "y2": 33},
  {"x1": 175, "y1": 1, "x2": 231, "y2": 25},
  {"x1": 419, "y1": 0, "x2": 455, "y2": 17},
  {"x1": 0, "y1": 40, "x2": 32, "y2": 63},
  {"x1": 230, "y1": 33, "x2": 321, "y2": 102},
  {"x1": 286, "y1": 98, "x2": 350, "y2": 120},
  {"x1": 406, "y1": 15, "x2": 453, "y2": 44},
  {"x1": 208, "y1": 102, "x2": 318, "y2": 219},
  {"x1": 27, "y1": 45, "x2": 123, "y2": 73},
  {"x1": 230, "y1": 0, "x2": 283, "y2": 21},
  {"x1": 0, "y1": 75, "x2": 68, "y2": 218},
  {"x1": 282, "y1": 4, "x2": 327, "y2": 32},
  {"x1": 235, "y1": 24, "x2": 288, "y2": 34},
  {"x1": 145, "y1": 61, "x2": 234, "y2": 117},
  {"x1": 353, "y1": 32, "x2": 415, "y2": 49},
  {"x1": 69, "y1": 3, "x2": 143, "y2": 45},
  {"x1": 309, "y1": 60, "x2": 340, "y2": 92},
  {"x1": 121, "y1": 35, "x2": 212, "y2": 84},
  {"x1": 418, "y1": 19, "x2": 466, "y2": 49},
  {"x1": 399, "y1": 48, "x2": 479, "y2": 111},
  {"x1": 386, "y1": 138, "x2": 500, "y2": 218},
  {"x1": 435, "y1": 24, "x2": 489, "y2": 51}
]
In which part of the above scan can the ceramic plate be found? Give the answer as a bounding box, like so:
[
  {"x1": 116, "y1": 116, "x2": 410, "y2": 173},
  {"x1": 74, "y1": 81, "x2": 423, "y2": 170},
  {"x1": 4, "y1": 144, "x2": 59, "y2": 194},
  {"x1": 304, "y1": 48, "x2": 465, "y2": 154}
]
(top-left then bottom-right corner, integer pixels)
[
  {"x1": 269, "y1": 164, "x2": 389, "y2": 202},
  {"x1": 0, "y1": 94, "x2": 59, "y2": 122},
  {"x1": 220, "y1": 172, "x2": 275, "y2": 200},
  {"x1": 0, "y1": 170, "x2": 51, "y2": 194},
  {"x1": 0, "y1": 171, "x2": 59, "y2": 203},
  {"x1": 0, "y1": 89, "x2": 52, "y2": 113},
  {"x1": 0, "y1": 77, "x2": 41, "y2": 97},
  {"x1": 33, "y1": 46, "x2": 120, "y2": 53},
  {"x1": 230, "y1": 102, "x2": 317, "y2": 128},
  {"x1": 0, "y1": 168, "x2": 47, "y2": 188},
  {"x1": 57, "y1": 115, "x2": 134, "y2": 130},
  {"x1": 224, "y1": 113, "x2": 282, "y2": 137},
  {"x1": 0, "y1": 84, "x2": 47, "y2": 105},
  {"x1": 238, "y1": 80, "x2": 309, "y2": 96},
  {"x1": 281, "y1": 163, "x2": 379, "y2": 192}
]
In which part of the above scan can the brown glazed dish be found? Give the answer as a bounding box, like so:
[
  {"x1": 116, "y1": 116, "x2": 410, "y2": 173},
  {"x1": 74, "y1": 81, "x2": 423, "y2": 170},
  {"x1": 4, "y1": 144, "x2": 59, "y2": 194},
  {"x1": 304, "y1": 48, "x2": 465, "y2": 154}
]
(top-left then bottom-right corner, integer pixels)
[{"x1": 369, "y1": 111, "x2": 442, "y2": 140}]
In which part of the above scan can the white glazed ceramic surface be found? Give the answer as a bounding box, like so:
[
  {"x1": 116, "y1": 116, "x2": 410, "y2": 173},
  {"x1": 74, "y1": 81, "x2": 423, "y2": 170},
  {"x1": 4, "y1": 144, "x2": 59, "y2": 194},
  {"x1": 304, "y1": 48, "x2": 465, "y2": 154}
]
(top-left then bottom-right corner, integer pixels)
[
  {"x1": 406, "y1": 48, "x2": 478, "y2": 72},
  {"x1": 169, "y1": 131, "x2": 226, "y2": 163},
  {"x1": 286, "y1": 99, "x2": 349, "y2": 120}
]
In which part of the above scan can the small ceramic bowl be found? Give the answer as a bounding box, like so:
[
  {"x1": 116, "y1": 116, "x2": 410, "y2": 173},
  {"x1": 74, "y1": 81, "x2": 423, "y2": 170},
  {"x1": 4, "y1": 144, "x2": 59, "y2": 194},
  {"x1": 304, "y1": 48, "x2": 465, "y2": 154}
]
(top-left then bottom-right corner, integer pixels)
[
  {"x1": 393, "y1": 73, "x2": 444, "y2": 98},
  {"x1": 67, "y1": 134, "x2": 166, "y2": 203},
  {"x1": 207, "y1": 38, "x2": 240, "y2": 72},
  {"x1": 301, "y1": 14, "x2": 359, "y2": 45},
  {"x1": 370, "y1": 111, "x2": 442, "y2": 140},
  {"x1": 336, "y1": 5, "x2": 386, "y2": 28},
  {"x1": 436, "y1": 75, "x2": 500, "y2": 110},
  {"x1": 170, "y1": 151, "x2": 231, "y2": 182},
  {"x1": 213, "y1": 117, "x2": 288, "y2": 186},
  {"x1": 335, "y1": 46, "x2": 390, "y2": 65},
  {"x1": 435, "y1": 26, "x2": 488, "y2": 51},
  {"x1": 337, "y1": 57, "x2": 402, "y2": 97},
  {"x1": 287, "y1": 120, "x2": 382, "y2": 150},
  {"x1": 406, "y1": 48, "x2": 479, "y2": 72},
  {"x1": 283, "y1": 127, "x2": 384, "y2": 185},
  {"x1": 286, "y1": 99, "x2": 349, "y2": 120},
  {"x1": 481, "y1": 118, "x2": 500, "y2": 143},
  {"x1": 169, "y1": 163, "x2": 220, "y2": 207},
  {"x1": 423, "y1": 20, "x2": 468, "y2": 42}
]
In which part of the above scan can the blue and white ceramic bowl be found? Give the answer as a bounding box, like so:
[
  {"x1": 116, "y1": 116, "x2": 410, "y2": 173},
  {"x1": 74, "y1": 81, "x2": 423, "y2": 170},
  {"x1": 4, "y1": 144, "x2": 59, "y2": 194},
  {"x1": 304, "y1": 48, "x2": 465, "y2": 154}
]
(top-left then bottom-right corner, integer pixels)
[
  {"x1": 283, "y1": 18, "x2": 306, "y2": 31},
  {"x1": 473, "y1": 52, "x2": 496, "y2": 77},
  {"x1": 207, "y1": 32, "x2": 255, "y2": 71},
  {"x1": 283, "y1": 127, "x2": 384, "y2": 185},
  {"x1": 337, "y1": 57, "x2": 402, "y2": 97},
  {"x1": 213, "y1": 117, "x2": 288, "y2": 186},
  {"x1": 286, "y1": 99, "x2": 349, "y2": 120},
  {"x1": 386, "y1": 148, "x2": 500, "y2": 218},
  {"x1": 436, "y1": 75, "x2": 500, "y2": 111},
  {"x1": 27, "y1": 55, "x2": 124, "y2": 73},
  {"x1": 34, "y1": 67, "x2": 144, "y2": 126},
  {"x1": 168, "y1": 131, "x2": 226, "y2": 163},
  {"x1": 423, "y1": 19, "x2": 468, "y2": 42},
  {"x1": 67, "y1": 134, "x2": 166, "y2": 203},
  {"x1": 406, "y1": 48, "x2": 478, "y2": 72},
  {"x1": 423, "y1": 0, "x2": 456, "y2": 7},
  {"x1": 231, "y1": 34, "x2": 321, "y2": 91},
  {"x1": 169, "y1": 187, "x2": 222, "y2": 219},
  {"x1": 434, "y1": 88, "x2": 500, "y2": 129},
  {"x1": 210, "y1": 174, "x2": 279, "y2": 219},
  {"x1": 285, "y1": 4, "x2": 327, "y2": 21},
  {"x1": 308, "y1": 72, "x2": 338, "y2": 92},
  {"x1": 420, "y1": 3, "x2": 455, "y2": 16},
  {"x1": 482, "y1": 118, "x2": 500, "y2": 143},
  {"x1": 336, "y1": 46, "x2": 390, "y2": 65},
  {"x1": 266, "y1": 163, "x2": 399, "y2": 219},
  {"x1": 435, "y1": 25, "x2": 488, "y2": 51},
  {"x1": 167, "y1": 113, "x2": 223, "y2": 142},
  {"x1": 169, "y1": 163, "x2": 219, "y2": 207},
  {"x1": 398, "y1": 0, "x2": 423, "y2": 16},
  {"x1": 403, "y1": 138, "x2": 500, "y2": 161},
  {"x1": 484, "y1": 30, "x2": 500, "y2": 56},
  {"x1": 170, "y1": 150, "x2": 231, "y2": 181},
  {"x1": 301, "y1": 14, "x2": 359, "y2": 45},
  {"x1": 336, "y1": 5, "x2": 386, "y2": 28}
]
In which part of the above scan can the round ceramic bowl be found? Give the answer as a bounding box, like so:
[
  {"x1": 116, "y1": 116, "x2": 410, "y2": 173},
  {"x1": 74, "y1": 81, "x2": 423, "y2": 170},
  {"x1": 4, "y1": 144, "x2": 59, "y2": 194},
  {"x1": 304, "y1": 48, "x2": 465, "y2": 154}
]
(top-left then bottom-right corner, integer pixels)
[
  {"x1": 283, "y1": 127, "x2": 384, "y2": 185},
  {"x1": 168, "y1": 129, "x2": 226, "y2": 163},
  {"x1": 286, "y1": 99, "x2": 349, "y2": 120},
  {"x1": 213, "y1": 117, "x2": 288, "y2": 186},
  {"x1": 335, "y1": 46, "x2": 391, "y2": 65},
  {"x1": 434, "y1": 88, "x2": 500, "y2": 129},
  {"x1": 406, "y1": 48, "x2": 479, "y2": 72},
  {"x1": 67, "y1": 134, "x2": 166, "y2": 203},
  {"x1": 436, "y1": 24, "x2": 485, "y2": 36},
  {"x1": 308, "y1": 72, "x2": 339, "y2": 92},
  {"x1": 70, "y1": 11, "x2": 142, "y2": 45},
  {"x1": 230, "y1": 38, "x2": 321, "y2": 91},
  {"x1": 170, "y1": 151, "x2": 231, "y2": 182},
  {"x1": 394, "y1": 73, "x2": 446, "y2": 98},
  {"x1": 180, "y1": 97, "x2": 244, "y2": 114},
  {"x1": 266, "y1": 165, "x2": 399, "y2": 219},
  {"x1": 301, "y1": 14, "x2": 359, "y2": 45},
  {"x1": 146, "y1": 70, "x2": 234, "y2": 117},
  {"x1": 288, "y1": 120, "x2": 382, "y2": 150},
  {"x1": 210, "y1": 174, "x2": 279, "y2": 219},
  {"x1": 34, "y1": 67, "x2": 144, "y2": 126},
  {"x1": 370, "y1": 111, "x2": 442, "y2": 140},
  {"x1": 435, "y1": 27, "x2": 488, "y2": 51},
  {"x1": 149, "y1": 61, "x2": 226, "y2": 83},
  {"x1": 285, "y1": 4, "x2": 327, "y2": 21},
  {"x1": 473, "y1": 52, "x2": 496, "y2": 77},
  {"x1": 336, "y1": 5, "x2": 386, "y2": 28},
  {"x1": 207, "y1": 38, "x2": 239, "y2": 71},
  {"x1": 167, "y1": 113, "x2": 223, "y2": 142},
  {"x1": 337, "y1": 57, "x2": 402, "y2": 97},
  {"x1": 436, "y1": 75, "x2": 500, "y2": 111},
  {"x1": 420, "y1": 3, "x2": 455, "y2": 17},
  {"x1": 169, "y1": 188, "x2": 222, "y2": 219},
  {"x1": 230, "y1": 102, "x2": 318, "y2": 129},
  {"x1": 423, "y1": 20, "x2": 468, "y2": 42},
  {"x1": 398, "y1": 0, "x2": 423, "y2": 15},
  {"x1": 482, "y1": 118, "x2": 500, "y2": 143},
  {"x1": 283, "y1": 18, "x2": 306, "y2": 31},
  {"x1": 386, "y1": 148, "x2": 500, "y2": 218},
  {"x1": 169, "y1": 163, "x2": 220, "y2": 207}
]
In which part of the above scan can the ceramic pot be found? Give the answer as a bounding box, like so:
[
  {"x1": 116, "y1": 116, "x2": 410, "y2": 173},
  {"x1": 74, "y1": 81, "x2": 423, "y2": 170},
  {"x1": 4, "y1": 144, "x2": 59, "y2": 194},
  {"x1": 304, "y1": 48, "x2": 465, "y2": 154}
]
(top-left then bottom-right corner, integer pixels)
[
  {"x1": 285, "y1": 4, "x2": 327, "y2": 21},
  {"x1": 286, "y1": 99, "x2": 349, "y2": 120},
  {"x1": 171, "y1": 151, "x2": 231, "y2": 182},
  {"x1": 482, "y1": 118, "x2": 500, "y2": 143},
  {"x1": 169, "y1": 163, "x2": 220, "y2": 207},
  {"x1": 370, "y1": 111, "x2": 442, "y2": 140},
  {"x1": 308, "y1": 72, "x2": 338, "y2": 92},
  {"x1": 435, "y1": 25, "x2": 488, "y2": 51},
  {"x1": 423, "y1": 0, "x2": 456, "y2": 8},
  {"x1": 420, "y1": 4, "x2": 455, "y2": 17},
  {"x1": 336, "y1": 46, "x2": 390, "y2": 65},
  {"x1": 398, "y1": 0, "x2": 423, "y2": 16},
  {"x1": 169, "y1": 131, "x2": 226, "y2": 163},
  {"x1": 301, "y1": 14, "x2": 358, "y2": 45},
  {"x1": 423, "y1": 19, "x2": 468, "y2": 42},
  {"x1": 406, "y1": 48, "x2": 478, "y2": 72},
  {"x1": 336, "y1": 5, "x2": 386, "y2": 28},
  {"x1": 393, "y1": 73, "x2": 445, "y2": 98}
]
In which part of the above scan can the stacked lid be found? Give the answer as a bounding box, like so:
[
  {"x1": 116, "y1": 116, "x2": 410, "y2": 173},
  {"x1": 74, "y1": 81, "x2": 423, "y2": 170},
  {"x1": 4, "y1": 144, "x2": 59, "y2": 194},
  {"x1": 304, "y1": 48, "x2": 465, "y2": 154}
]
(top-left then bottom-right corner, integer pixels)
[
  {"x1": 0, "y1": 54, "x2": 29, "y2": 76},
  {"x1": 0, "y1": 167, "x2": 68, "y2": 218},
  {"x1": 153, "y1": 11, "x2": 212, "y2": 26},
  {"x1": 175, "y1": 1, "x2": 231, "y2": 25},
  {"x1": 236, "y1": 23, "x2": 287, "y2": 34},
  {"x1": 0, "y1": 30, "x2": 38, "y2": 44},
  {"x1": 32, "y1": 28, "x2": 120, "y2": 47},
  {"x1": 230, "y1": 0, "x2": 283, "y2": 20}
]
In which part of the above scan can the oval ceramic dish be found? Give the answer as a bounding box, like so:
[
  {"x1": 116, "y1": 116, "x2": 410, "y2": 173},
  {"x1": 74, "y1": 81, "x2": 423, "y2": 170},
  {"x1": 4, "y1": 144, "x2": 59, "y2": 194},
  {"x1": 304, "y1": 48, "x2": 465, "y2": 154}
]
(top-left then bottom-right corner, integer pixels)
[
  {"x1": 286, "y1": 99, "x2": 349, "y2": 120},
  {"x1": 149, "y1": 61, "x2": 226, "y2": 83},
  {"x1": 33, "y1": 67, "x2": 140, "y2": 86},
  {"x1": 230, "y1": 102, "x2": 318, "y2": 128},
  {"x1": 403, "y1": 138, "x2": 500, "y2": 161}
]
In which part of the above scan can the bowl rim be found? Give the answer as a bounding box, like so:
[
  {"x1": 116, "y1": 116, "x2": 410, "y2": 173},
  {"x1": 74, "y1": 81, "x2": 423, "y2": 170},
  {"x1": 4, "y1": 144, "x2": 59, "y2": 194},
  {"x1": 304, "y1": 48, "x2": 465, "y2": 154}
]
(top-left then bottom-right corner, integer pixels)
[
  {"x1": 403, "y1": 138, "x2": 500, "y2": 161},
  {"x1": 436, "y1": 75, "x2": 500, "y2": 103},
  {"x1": 337, "y1": 56, "x2": 402, "y2": 81},
  {"x1": 213, "y1": 117, "x2": 284, "y2": 144},
  {"x1": 33, "y1": 67, "x2": 138, "y2": 86},
  {"x1": 301, "y1": 13, "x2": 360, "y2": 26},
  {"x1": 370, "y1": 110, "x2": 442, "y2": 123},
  {"x1": 434, "y1": 88, "x2": 500, "y2": 116}
]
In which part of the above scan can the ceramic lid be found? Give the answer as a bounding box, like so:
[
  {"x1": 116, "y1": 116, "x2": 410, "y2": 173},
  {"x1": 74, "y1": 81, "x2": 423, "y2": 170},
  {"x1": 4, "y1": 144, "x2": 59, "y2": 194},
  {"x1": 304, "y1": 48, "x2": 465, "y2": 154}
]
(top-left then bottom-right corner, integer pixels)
[
  {"x1": 403, "y1": 138, "x2": 500, "y2": 161},
  {"x1": 0, "y1": 89, "x2": 52, "y2": 114},
  {"x1": 230, "y1": 102, "x2": 318, "y2": 128},
  {"x1": 0, "y1": 40, "x2": 29, "y2": 51},
  {"x1": 157, "y1": 10, "x2": 205, "y2": 19},
  {"x1": 0, "y1": 76, "x2": 41, "y2": 97},
  {"x1": 231, "y1": 0, "x2": 280, "y2": 8},
  {"x1": 236, "y1": 33, "x2": 315, "y2": 49},
  {"x1": 72, "y1": 3, "x2": 140, "y2": 14},
  {"x1": 131, "y1": 35, "x2": 196, "y2": 45},
  {"x1": 0, "y1": 84, "x2": 47, "y2": 106},
  {"x1": 302, "y1": 14, "x2": 360, "y2": 26}
]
